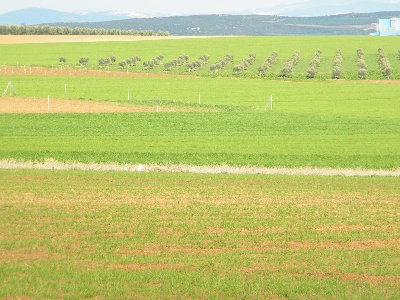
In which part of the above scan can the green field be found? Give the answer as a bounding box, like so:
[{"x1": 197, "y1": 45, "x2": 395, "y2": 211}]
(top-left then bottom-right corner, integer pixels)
[
  {"x1": 1, "y1": 36, "x2": 399, "y2": 299},
  {"x1": 0, "y1": 112, "x2": 399, "y2": 169},
  {"x1": 1, "y1": 75, "x2": 400, "y2": 118},
  {"x1": 1, "y1": 36, "x2": 400, "y2": 79},
  {"x1": 0, "y1": 37, "x2": 399, "y2": 169},
  {"x1": 1, "y1": 169, "x2": 399, "y2": 299}
]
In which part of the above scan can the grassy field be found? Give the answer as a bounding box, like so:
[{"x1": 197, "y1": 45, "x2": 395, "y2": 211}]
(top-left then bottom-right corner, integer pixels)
[
  {"x1": 1, "y1": 169, "x2": 399, "y2": 299},
  {"x1": 1, "y1": 112, "x2": 399, "y2": 169},
  {"x1": 1, "y1": 36, "x2": 399, "y2": 298},
  {"x1": 1, "y1": 36, "x2": 400, "y2": 79},
  {"x1": 2, "y1": 74, "x2": 400, "y2": 119}
]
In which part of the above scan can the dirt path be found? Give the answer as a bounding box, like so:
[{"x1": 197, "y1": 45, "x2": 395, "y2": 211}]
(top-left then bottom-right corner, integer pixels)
[{"x1": 1, "y1": 159, "x2": 399, "y2": 177}]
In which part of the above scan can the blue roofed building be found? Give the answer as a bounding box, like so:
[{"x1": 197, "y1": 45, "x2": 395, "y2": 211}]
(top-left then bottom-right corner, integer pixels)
[{"x1": 371, "y1": 18, "x2": 400, "y2": 36}]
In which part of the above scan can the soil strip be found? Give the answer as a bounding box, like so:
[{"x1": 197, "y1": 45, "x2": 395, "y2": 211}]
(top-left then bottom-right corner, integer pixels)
[{"x1": 1, "y1": 159, "x2": 399, "y2": 177}]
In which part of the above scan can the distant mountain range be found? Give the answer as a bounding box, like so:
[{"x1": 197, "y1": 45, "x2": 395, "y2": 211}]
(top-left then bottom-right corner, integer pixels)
[
  {"x1": 0, "y1": 8, "x2": 158, "y2": 25},
  {"x1": 1, "y1": 1, "x2": 400, "y2": 26},
  {"x1": 47, "y1": 12, "x2": 399, "y2": 36},
  {"x1": 1, "y1": 7, "x2": 399, "y2": 36},
  {"x1": 235, "y1": 0, "x2": 400, "y2": 17}
]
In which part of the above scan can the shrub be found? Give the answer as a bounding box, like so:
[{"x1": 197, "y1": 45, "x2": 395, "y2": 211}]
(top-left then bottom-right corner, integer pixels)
[
  {"x1": 332, "y1": 49, "x2": 343, "y2": 79},
  {"x1": 356, "y1": 49, "x2": 367, "y2": 80},
  {"x1": 78, "y1": 57, "x2": 89, "y2": 66},
  {"x1": 210, "y1": 54, "x2": 234, "y2": 73},
  {"x1": 258, "y1": 52, "x2": 278, "y2": 76},
  {"x1": 143, "y1": 55, "x2": 164, "y2": 70},
  {"x1": 306, "y1": 49, "x2": 322, "y2": 79},
  {"x1": 233, "y1": 53, "x2": 257, "y2": 76},
  {"x1": 358, "y1": 68, "x2": 367, "y2": 79},
  {"x1": 59, "y1": 56, "x2": 66, "y2": 64},
  {"x1": 280, "y1": 51, "x2": 300, "y2": 77},
  {"x1": 377, "y1": 48, "x2": 392, "y2": 79}
]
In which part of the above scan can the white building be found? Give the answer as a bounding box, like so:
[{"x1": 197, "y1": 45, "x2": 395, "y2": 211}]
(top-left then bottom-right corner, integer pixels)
[{"x1": 372, "y1": 18, "x2": 400, "y2": 36}]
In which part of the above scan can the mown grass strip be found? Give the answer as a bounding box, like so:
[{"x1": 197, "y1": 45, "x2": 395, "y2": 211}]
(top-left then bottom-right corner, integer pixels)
[{"x1": 0, "y1": 113, "x2": 398, "y2": 169}]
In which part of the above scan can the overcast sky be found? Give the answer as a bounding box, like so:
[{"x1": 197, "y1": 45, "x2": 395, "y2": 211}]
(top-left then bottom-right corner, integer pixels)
[
  {"x1": 1, "y1": 0, "x2": 399, "y2": 15},
  {"x1": 0, "y1": 0, "x2": 349, "y2": 14}
]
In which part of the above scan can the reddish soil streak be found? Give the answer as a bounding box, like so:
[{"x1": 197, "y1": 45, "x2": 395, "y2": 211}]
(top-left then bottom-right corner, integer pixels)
[
  {"x1": 0, "y1": 96, "x2": 175, "y2": 113},
  {"x1": 0, "y1": 65, "x2": 196, "y2": 79},
  {"x1": 108, "y1": 263, "x2": 193, "y2": 271}
]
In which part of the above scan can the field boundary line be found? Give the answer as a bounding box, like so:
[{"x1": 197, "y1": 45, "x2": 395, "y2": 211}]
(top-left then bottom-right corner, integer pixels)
[{"x1": 1, "y1": 159, "x2": 399, "y2": 177}]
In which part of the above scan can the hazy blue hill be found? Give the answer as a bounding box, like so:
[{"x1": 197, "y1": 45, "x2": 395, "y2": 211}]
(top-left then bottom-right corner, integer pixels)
[
  {"x1": 49, "y1": 12, "x2": 400, "y2": 36},
  {"x1": 0, "y1": 8, "x2": 131, "y2": 25},
  {"x1": 1, "y1": 7, "x2": 399, "y2": 36}
]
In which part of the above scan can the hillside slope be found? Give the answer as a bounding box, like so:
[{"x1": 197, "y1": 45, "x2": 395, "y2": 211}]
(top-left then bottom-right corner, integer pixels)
[{"x1": 49, "y1": 12, "x2": 400, "y2": 36}]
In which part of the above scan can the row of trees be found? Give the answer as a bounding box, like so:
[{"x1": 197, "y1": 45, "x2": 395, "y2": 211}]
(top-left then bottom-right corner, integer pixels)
[
  {"x1": 280, "y1": 51, "x2": 300, "y2": 77},
  {"x1": 142, "y1": 55, "x2": 164, "y2": 70},
  {"x1": 78, "y1": 57, "x2": 90, "y2": 66},
  {"x1": 378, "y1": 48, "x2": 392, "y2": 79},
  {"x1": 118, "y1": 56, "x2": 142, "y2": 69},
  {"x1": 306, "y1": 49, "x2": 322, "y2": 79},
  {"x1": 357, "y1": 48, "x2": 367, "y2": 79},
  {"x1": 210, "y1": 54, "x2": 234, "y2": 73},
  {"x1": 0, "y1": 25, "x2": 169, "y2": 36},
  {"x1": 163, "y1": 55, "x2": 189, "y2": 72},
  {"x1": 332, "y1": 49, "x2": 343, "y2": 79},
  {"x1": 233, "y1": 53, "x2": 257, "y2": 75},
  {"x1": 258, "y1": 52, "x2": 278, "y2": 76},
  {"x1": 98, "y1": 55, "x2": 116, "y2": 68},
  {"x1": 57, "y1": 49, "x2": 396, "y2": 79},
  {"x1": 186, "y1": 55, "x2": 210, "y2": 72}
]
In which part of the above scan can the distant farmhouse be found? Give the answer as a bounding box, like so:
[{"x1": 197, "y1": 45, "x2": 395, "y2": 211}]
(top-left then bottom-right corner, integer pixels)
[{"x1": 371, "y1": 18, "x2": 400, "y2": 36}]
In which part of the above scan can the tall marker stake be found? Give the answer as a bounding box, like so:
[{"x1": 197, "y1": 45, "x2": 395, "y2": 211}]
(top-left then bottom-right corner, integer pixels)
[
  {"x1": 3, "y1": 81, "x2": 17, "y2": 95},
  {"x1": 265, "y1": 95, "x2": 273, "y2": 111},
  {"x1": 156, "y1": 97, "x2": 159, "y2": 113},
  {"x1": 198, "y1": 90, "x2": 201, "y2": 105}
]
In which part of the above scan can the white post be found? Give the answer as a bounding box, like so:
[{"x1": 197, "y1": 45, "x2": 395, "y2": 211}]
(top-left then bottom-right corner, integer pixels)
[
  {"x1": 64, "y1": 84, "x2": 67, "y2": 98},
  {"x1": 156, "y1": 97, "x2": 159, "y2": 113},
  {"x1": 198, "y1": 90, "x2": 201, "y2": 105}
]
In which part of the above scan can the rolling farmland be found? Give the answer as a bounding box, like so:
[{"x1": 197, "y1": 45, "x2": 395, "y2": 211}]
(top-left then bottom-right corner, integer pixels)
[{"x1": 0, "y1": 36, "x2": 399, "y2": 299}]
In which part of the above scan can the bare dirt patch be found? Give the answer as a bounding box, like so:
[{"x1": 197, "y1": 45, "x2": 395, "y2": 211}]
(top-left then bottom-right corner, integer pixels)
[
  {"x1": 1, "y1": 159, "x2": 399, "y2": 177},
  {"x1": 0, "y1": 96, "x2": 179, "y2": 113}
]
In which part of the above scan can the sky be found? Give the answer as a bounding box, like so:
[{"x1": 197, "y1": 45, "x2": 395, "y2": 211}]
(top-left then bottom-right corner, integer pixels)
[
  {"x1": 1, "y1": 0, "x2": 399, "y2": 15},
  {"x1": 0, "y1": 0, "x2": 341, "y2": 14}
]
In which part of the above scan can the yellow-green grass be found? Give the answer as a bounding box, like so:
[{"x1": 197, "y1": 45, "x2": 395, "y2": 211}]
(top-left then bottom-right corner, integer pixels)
[
  {"x1": 0, "y1": 36, "x2": 398, "y2": 169},
  {"x1": 1, "y1": 112, "x2": 399, "y2": 169},
  {"x1": 2, "y1": 75, "x2": 400, "y2": 119},
  {"x1": 1, "y1": 36, "x2": 400, "y2": 79},
  {"x1": 1, "y1": 169, "x2": 399, "y2": 299}
]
